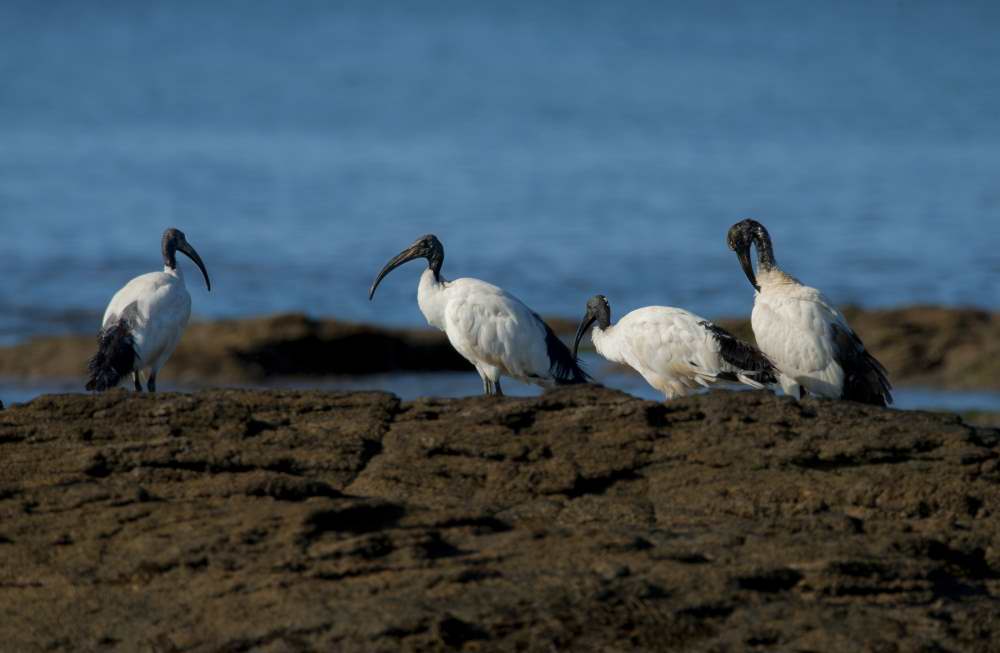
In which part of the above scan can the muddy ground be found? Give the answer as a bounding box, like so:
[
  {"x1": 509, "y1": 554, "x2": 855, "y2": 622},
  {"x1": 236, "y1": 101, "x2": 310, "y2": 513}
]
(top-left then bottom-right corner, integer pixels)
[
  {"x1": 1, "y1": 386, "x2": 998, "y2": 651},
  {"x1": 0, "y1": 305, "x2": 998, "y2": 392}
]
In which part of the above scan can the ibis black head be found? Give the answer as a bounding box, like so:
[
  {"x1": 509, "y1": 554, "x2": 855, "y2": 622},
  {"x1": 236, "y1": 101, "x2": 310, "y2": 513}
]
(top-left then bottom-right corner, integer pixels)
[
  {"x1": 162, "y1": 228, "x2": 211, "y2": 291},
  {"x1": 369, "y1": 234, "x2": 445, "y2": 300},
  {"x1": 726, "y1": 218, "x2": 774, "y2": 292},
  {"x1": 572, "y1": 294, "x2": 611, "y2": 359}
]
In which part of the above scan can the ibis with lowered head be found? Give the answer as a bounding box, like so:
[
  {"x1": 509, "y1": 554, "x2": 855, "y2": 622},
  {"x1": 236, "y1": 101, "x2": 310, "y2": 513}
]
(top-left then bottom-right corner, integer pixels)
[
  {"x1": 86, "y1": 228, "x2": 211, "y2": 392},
  {"x1": 726, "y1": 219, "x2": 892, "y2": 406},
  {"x1": 369, "y1": 234, "x2": 587, "y2": 396},
  {"x1": 573, "y1": 294, "x2": 776, "y2": 400}
]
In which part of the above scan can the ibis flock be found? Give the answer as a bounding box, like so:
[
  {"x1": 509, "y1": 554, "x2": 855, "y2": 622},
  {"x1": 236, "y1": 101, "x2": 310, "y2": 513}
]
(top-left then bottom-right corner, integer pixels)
[{"x1": 86, "y1": 221, "x2": 892, "y2": 407}]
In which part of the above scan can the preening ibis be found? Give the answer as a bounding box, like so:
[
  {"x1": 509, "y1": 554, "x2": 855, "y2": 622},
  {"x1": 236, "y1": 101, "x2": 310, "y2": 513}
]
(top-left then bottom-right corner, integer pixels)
[
  {"x1": 572, "y1": 295, "x2": 775, "y2": 400},
  {"x1": 85, "y1": 228, "x2": 211, "y2": 392},
  {"x1": 726, "y1": 219, "x2": 892, "y2": 406},
  {"x1": 368, "y1": 234, "x2": 588, "y2": 396}
]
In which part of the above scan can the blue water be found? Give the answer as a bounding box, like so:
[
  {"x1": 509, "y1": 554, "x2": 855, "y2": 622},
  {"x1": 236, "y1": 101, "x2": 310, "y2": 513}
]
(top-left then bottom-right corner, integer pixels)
[
  {"x1": 1, "y1": 1, "x2": 999, "y2": 347},
  {"x1": 1, "y1": 2, "x2": 999, "y2": 410}
]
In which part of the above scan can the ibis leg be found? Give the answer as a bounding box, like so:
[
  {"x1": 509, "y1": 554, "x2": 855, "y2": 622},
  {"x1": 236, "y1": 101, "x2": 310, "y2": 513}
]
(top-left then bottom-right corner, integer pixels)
[
  {"x1": 494, "y1": 379, "x2": 504, "y2": 397},
  {"x1": 147, "y1": 373, "x2": 157, "y2": 393},
  {"x1": 133, "y1": 372, "x2": 142, "y2": 392}
]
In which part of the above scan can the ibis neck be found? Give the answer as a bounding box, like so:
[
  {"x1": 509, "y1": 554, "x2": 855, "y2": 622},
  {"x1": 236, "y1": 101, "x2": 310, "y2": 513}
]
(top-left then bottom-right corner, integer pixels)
[
  {"x1": 752, "y1": 233, "x2": 777, "y2": 272},
  {"x1": 429, "y1": 256, "x2": 443, "y2": 283},
  {"x1": 591, "y1": 325, "x2": 623, "y2": 364},
  {"x1": 162, "y1": 232, "x2": 181, "y2": 270},
  {"x1": 755, "y1": 265, "x2": 797, "y2": 289},
  {"x1": 163, "y1": 264, "x2": 185, "y2": 282},
  {"x1": 417, "y1": 267, "x2": 448, "y2": 330}
]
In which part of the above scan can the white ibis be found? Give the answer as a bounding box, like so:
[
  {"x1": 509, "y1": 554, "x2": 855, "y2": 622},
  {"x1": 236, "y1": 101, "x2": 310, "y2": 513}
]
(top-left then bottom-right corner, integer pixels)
[
  {"x1": 368, "y1": 234, "x2": 588, "y2": 396},
  {"x1": 726, "y1": 219, "x2": 892, "y2": 406},
  {"x1": 85, "y1": 228, "x2": 211, "y2": 392},
  {"x1": 572, "y1": 295, "x2": 775, "y2": 400}
]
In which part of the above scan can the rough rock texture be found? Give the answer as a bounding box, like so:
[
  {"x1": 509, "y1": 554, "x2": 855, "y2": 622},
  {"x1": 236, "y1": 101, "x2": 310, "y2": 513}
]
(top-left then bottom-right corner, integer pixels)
[
  {"x1": 1, "y1": 386, "x2": 998, "y2": 651},
  {"x1": 1, "y1": 306, "x2": 997, "y2": 391},
  {"x1": 962, "y1": 411, "x2": 1000, "y2": 429}
]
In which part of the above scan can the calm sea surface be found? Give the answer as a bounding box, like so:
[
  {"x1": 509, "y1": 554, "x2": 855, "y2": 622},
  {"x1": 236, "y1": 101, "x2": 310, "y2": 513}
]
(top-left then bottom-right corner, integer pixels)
[{"x1": 1, "y1": 1, "x2": 998, "y2": 406}]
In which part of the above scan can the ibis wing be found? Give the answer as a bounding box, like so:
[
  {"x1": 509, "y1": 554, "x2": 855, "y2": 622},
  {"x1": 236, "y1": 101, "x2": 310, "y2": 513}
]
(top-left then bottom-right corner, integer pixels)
[
  {"x1": 812, "y1": 295, "x2": 891, "y2": 404},
  {"x1": 441, "y1": 286, "x2": 551, "y2": 380},
  {"x1": 101, "y1": 272, "x2": 192, "y2": 369},
  {"x1": 697, "y1": 321, "x2": 776, "y2": 384},
  {"x1": 616, "y1": 307, "x2": 717, "y2": 382}
]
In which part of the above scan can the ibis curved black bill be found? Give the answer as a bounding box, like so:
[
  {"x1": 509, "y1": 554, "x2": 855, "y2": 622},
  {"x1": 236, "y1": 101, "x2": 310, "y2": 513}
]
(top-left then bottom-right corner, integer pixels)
[
  {"x1": 572, "y1": 314, "x2": 597, "y2": 360},
  {"x1": 179, "y1": 242, "x2": 211, "y2": 291},
  {"x1": 735, "y1": 245, "x2": 758, "y2": 292},
  {"x1": 369, "y1": 244, "x2": 423, "y2": 300}
]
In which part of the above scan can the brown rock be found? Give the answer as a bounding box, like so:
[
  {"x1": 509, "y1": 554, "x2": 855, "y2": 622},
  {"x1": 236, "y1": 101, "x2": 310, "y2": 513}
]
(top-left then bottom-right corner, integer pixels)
[
  {"x1": 1, "y1": 386, "x2": 997, "y2": 651},
  {"x1": 0, "y1": 313, "x2": 471, "y2": 385},
  {"x1": 3, "y1": 305, "x2": 999, "y2": 392}
]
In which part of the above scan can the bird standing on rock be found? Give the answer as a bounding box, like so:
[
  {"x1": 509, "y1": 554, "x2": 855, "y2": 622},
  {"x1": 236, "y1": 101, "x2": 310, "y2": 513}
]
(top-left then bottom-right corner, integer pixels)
[
  {"x1": 369, "y1": 234, "x2": 588, "y2": 396},
  {"x1": 86, "y1": 228, "x2": 211, "y2": 393},
  {"x1": 573, "y1": 294, "x2": 775, "y2": 400},
  {"x1": 726, "y1": 219, "x2": 892, "y2": 406}
]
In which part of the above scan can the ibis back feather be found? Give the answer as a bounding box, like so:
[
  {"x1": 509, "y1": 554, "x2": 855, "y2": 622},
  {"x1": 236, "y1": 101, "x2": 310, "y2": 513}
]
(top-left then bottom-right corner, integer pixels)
[{"x1": 591, "y1": 306, "x2": 774, "y2": 400}]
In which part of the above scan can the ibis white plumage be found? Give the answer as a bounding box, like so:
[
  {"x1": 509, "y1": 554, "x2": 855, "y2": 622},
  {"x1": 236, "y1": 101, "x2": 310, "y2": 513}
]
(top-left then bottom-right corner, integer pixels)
[
  {"x1": 726, "y1": 219, "x2": 892, "y2": 406},
  {"x1": 368, "y1": 234, "x2": 587, "y2": 396},
  {"x1": 572, "y1": 295, "x2": 776, "y2": 400},
  {"x1": 86, "y1": 228, "x2": 211, "y2": 392}
]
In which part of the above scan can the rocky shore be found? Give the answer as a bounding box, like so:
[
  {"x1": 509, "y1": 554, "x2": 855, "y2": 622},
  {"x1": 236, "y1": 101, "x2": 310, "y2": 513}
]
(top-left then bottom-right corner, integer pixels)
[
  {"x1": 0, "y1": 305, "x2": 997, "y2": 391},
  {"x1": 0, "y1": 313, "x2": 470, "y2": 385},
  {"x1": 1, "y1": 386, "x2": 998, "y2": 650}
]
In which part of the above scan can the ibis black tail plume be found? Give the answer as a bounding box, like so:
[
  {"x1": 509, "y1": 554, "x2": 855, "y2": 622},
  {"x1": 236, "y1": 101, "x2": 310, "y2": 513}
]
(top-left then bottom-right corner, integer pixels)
[
  {"x1": 538, "y1": 315, "x2": 589, "y2": 385},
  {"x1": 85, "y1": 318, "x2": 139, "y2": 392},
  {"x1": 841, "y1": 353, "x2": 893, "y2": 407},
  {"x1": 831, "y1": 324, "x2": 893, "y2": 407},
  {"x1": 699, "y1": 321, "x2": 777, "y2": 386}
]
